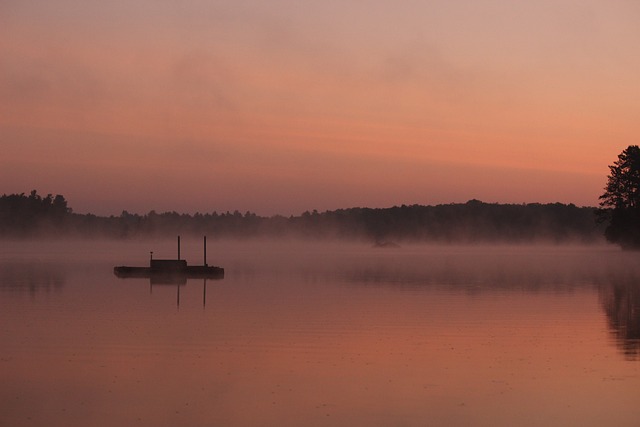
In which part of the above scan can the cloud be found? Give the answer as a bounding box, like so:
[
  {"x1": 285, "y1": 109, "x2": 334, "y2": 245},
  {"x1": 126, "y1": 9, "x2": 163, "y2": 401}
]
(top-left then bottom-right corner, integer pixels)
[
  {"x1": 169, "y1": 51, "x2": 236, "y2": 110},
  {"x1": 0, "y1": 55, "x2": 106, "y2": 108}
]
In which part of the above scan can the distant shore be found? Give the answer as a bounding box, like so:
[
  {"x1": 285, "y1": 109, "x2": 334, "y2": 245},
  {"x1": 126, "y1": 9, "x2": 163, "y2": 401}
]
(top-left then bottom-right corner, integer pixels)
[{"x1": 1, "y1": 192, "x2": 604, "y2": 243}]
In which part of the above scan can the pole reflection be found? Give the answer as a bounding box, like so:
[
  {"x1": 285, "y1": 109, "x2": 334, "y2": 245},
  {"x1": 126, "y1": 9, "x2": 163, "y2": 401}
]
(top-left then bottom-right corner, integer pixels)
[{"x1": 130, "y1": 276, "x2": 215, "y2": 308}]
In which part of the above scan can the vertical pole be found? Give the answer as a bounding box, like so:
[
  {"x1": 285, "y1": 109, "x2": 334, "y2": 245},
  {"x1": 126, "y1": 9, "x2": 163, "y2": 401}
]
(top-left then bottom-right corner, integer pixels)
[
  {"x1": 204, "y1": 235, "x2": 207, "y2": 266},
  {"x1": 178, "y1": 235, "x2": 181, "y2": 260}
]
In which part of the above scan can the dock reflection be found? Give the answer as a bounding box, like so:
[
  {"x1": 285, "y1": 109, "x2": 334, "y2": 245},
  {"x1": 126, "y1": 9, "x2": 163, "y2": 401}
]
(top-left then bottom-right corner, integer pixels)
[{"x1": 127, "y1": 276, "x2": 217, "y2": 308}]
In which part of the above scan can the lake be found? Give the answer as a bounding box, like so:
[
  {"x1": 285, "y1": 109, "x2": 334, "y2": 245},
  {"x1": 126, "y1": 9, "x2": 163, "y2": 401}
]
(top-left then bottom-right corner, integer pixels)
[{"x1": 1, "y1": 240, "x2": 639, "y2": 426}]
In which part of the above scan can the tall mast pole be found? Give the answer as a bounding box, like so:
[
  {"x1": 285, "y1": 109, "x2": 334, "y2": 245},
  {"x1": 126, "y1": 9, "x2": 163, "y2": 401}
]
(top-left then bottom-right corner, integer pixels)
[{"x1": 204, "y1": 235, "x2": 207, "y2": 266}]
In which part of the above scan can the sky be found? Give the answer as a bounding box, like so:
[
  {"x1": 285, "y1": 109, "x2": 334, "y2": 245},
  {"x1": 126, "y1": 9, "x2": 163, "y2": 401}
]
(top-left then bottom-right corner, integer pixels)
[{"x1": 1, "y1": 0, "x2": 639, "y2": 216}]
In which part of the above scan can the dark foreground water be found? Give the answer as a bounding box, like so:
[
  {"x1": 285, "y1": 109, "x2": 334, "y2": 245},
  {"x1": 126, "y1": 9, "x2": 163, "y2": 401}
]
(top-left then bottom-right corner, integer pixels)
[{"x1": 1, "y1": 240, "x2": 639, "y2": 426}]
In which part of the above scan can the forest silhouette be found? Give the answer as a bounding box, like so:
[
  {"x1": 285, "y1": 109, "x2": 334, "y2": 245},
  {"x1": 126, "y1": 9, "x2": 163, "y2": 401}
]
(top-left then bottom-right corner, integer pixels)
[{"x1": 0, "y1": 190, "x2": 604, "y2": 242}]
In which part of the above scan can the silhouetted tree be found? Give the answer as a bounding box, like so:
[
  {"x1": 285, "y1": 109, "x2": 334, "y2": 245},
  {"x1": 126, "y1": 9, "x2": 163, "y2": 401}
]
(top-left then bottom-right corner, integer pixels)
[{"x1": 598, "y1": 145, "x2": 640, "y2": 249}]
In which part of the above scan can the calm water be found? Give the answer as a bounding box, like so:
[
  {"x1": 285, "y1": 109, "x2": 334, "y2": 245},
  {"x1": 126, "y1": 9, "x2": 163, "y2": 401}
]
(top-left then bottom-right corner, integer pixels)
[{"x1": 1, "y1": 240, "x2": 639, "y2": 426}]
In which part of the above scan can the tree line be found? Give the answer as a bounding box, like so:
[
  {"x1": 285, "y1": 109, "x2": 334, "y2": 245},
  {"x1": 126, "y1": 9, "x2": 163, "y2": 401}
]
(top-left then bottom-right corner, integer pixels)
[
  {"x1": 0, "y1": 190, "x2": 70, "y2": 235},
  {"x1": 3, "y1": 145, "x2": 638, "y2": 246},
  {"x1": 0, "y1": 190, "x2": 604, "y2": 243}
]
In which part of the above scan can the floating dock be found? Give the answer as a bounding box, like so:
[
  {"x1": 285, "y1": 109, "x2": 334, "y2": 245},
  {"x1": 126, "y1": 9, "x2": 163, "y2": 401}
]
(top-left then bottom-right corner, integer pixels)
[{"x1": 114, "y1": 236, "x2": 224, "y2": 280}]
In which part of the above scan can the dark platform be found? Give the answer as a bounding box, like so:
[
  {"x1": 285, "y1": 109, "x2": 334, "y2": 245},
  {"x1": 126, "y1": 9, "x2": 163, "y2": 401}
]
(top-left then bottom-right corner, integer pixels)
[
  {"x1": 114, "y1": 259, "x2": 224, "y2": 279},
  {"x1": 114, "y1": 236, "x2": 224, "y2": 281}
]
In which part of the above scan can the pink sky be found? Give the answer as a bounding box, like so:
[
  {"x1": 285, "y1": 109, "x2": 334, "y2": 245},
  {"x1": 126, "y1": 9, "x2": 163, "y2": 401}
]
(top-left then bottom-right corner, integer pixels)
[{"x1": 2, "y1": 0, "x2": 639, "y2": 215}]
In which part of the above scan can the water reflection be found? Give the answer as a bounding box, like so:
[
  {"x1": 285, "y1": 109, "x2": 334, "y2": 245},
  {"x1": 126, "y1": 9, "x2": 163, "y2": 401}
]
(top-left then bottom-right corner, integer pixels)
[
  {"x1": 3, "y1": 243, "x2": 640, "y2": 427},
  {"x1": 600, "y1": 277, "x2": 640, "y2": 360},
  {"x1": 299, "y1": 249, "x2": 613, "y2": 292},
  {"x1": 0, "y1": 262, "x2": 65, "y2": 294},
  {"x1": 115, "y1": 276, "x2": 212, "y2": 308}
]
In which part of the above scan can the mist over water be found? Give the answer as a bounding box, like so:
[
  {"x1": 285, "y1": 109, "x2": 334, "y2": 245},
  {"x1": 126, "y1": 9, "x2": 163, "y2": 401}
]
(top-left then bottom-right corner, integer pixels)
[{"x1": 1, "y1": 239, "x2": 639, "y2": 426}]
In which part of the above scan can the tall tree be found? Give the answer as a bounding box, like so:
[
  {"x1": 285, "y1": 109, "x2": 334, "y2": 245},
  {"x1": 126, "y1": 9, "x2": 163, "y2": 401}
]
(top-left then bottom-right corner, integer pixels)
[{"x1": 598, "y1": 145, "x2": 640, "y2": 248}]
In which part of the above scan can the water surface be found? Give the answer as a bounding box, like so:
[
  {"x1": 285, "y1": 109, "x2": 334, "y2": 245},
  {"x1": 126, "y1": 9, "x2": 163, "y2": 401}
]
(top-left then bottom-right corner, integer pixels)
[{"x1": 1, "y1": 241, "x2": 639, "y2": 426}]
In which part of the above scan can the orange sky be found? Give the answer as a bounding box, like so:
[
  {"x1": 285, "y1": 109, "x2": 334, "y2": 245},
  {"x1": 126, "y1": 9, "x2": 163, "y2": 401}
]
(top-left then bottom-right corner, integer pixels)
[{"x1": 2, "y1": 0, "x2": 639, "y2": 215}]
